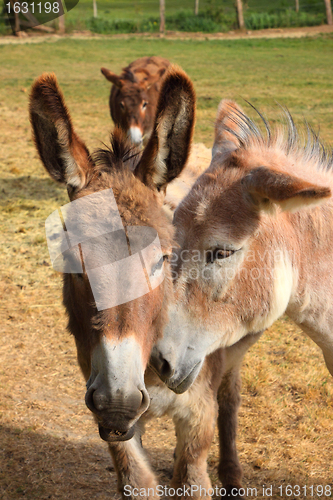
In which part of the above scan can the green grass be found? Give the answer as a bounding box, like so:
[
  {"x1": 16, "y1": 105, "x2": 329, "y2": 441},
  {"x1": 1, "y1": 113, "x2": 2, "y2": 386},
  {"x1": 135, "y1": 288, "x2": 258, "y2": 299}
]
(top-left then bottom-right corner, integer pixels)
[
  {"x1": 245, "y1": 10, "x2": 325, "y2": 29},
  {"x1": 1, "y1": 36, "x2": 332, "y2": 146}
]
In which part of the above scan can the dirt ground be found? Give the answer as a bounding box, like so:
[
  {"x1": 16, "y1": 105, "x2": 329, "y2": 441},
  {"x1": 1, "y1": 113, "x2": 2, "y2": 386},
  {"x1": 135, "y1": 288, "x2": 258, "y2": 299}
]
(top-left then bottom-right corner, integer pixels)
[
  {"x1": 1, "y1": 140, "x2": 332, "y2": 499},
  {"x1": 1, "y1": 23, "x2": 333, "y2": 46}
]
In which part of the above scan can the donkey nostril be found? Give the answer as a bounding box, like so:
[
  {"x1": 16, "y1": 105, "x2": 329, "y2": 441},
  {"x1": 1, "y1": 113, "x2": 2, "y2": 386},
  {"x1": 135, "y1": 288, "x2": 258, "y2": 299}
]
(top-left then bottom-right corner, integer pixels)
[
  {"x1": 160, "y1": 358, "x2": 174, "y2": 380},
  {"x1": 139, "y1": 388, "x2": 150, "y2": 414},
  {"x1": 86, "y1": 388, "x2": 107, "y2": 413},
  {"x1": 85, "y1": 387, "x2": 96, "y2": 413}
]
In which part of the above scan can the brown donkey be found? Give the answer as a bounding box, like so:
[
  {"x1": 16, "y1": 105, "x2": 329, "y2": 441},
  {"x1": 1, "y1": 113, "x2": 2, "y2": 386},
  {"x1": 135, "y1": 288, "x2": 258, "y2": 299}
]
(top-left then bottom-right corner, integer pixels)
[
  {"x1": 101, "y1": 56, "x2": 170, "y2": 145},
  {"x1": 30, "y1": 71, "x2": 252, "y2": 499},
  {"x1": 151, "y1": 99, "x2": 333, "y2": 484}
]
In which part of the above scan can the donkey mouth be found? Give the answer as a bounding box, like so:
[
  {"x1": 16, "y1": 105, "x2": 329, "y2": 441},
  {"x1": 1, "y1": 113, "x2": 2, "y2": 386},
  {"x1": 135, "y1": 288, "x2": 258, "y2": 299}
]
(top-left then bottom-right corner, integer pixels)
[
  {"x1": 98, "y1": 423, "x2": 135, "y2": 442},
  {"x1": 167, "y1": 360, "x2": 203, "y2": 394}
]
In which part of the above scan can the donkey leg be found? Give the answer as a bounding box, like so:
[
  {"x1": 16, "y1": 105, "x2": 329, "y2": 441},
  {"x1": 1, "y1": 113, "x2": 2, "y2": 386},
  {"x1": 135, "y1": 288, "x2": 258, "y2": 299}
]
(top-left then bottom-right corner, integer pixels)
[
  {"x1": 171, "y1": 397, "x2": 217, "y2": 500},
  {"x1": 217, "y1": 366, "x2": 243, "y2": 499},
  {"x1": 170, "y1": 351, "x2": 224, "y2": 500},
  {"x1": 218, "y1": 333, "x2": 263, "y2": 499},
  {"x1": 323, "y1": 348, "x2": 333, "y2": 377},
  {"x1": 108, "y1": 424, "x2": 160, "y2": 500}
]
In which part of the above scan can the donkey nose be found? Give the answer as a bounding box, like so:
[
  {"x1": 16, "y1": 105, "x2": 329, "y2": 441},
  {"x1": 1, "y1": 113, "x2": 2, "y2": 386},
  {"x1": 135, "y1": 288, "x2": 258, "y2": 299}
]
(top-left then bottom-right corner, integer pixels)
[
  {"x1": 150, "y1": 351, "x2": 175, "y2": 382},
  {"x1": 85, "y1": 385, "x2": 148, "y2": 415}
]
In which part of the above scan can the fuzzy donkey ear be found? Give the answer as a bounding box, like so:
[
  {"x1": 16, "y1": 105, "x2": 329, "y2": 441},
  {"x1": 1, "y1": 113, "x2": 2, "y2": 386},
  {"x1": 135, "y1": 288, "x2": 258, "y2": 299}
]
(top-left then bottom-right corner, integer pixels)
[
  {"x1": 134, "y1": 65, "x2": 196, "y2": 192},
  {"x1": 29, "y1": 73, "x2": 92, "y2": 191},
  {"x1": 242, "y1": 166, "x2": 331, "y2": 213},
  {"x1": 212, "y1": 99, "x2": 248, "y2": 156},
  {"x1": 101, "y1": 68, "x2": 123, "y2": 88}
]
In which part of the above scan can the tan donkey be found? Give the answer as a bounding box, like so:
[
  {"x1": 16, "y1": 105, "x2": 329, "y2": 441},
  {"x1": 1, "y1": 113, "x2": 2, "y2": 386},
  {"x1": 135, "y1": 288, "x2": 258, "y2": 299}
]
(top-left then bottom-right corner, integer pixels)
[
  {"x1": 29, "y1": 70, "x2": 252, "y2": 499},
  {"x1": 151, "y1": 99, "x2": 333, "y2": 487}
]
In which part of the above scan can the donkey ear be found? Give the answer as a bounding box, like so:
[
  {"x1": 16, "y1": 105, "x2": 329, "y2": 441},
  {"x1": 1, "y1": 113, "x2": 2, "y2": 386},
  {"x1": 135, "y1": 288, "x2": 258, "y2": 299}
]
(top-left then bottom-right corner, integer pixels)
[
  {"x1": 213, "y1": 99, "x2": 246, "y2": 156},
  {"x1": 242, "y1": 166, "x2": 331, "y2": 213},
  {"x1": 29, "y1": 73, "x2": 92, "y2": 190},
  {"x1": 101, "y1": 67, "x2": 123, "y2": 88},
  {"x1": 146, "y1": 67, "x2": 167, "y2": 92},
  {"x1": 134, "y1": 65, "x2": 195, "y2": 192}
]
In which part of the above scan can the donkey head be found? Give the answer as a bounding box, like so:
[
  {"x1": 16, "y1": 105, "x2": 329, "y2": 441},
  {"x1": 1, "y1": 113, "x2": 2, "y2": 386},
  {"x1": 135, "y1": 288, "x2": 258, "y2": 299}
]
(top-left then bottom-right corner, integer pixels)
[
  {"x1": 101, "y1": 65, "x2": 167, "y2": 145},
  {"x1": 29, "y1": 67, "x2": 195, "y2": 440},
  {"x1": 151, "y1": 99, "x2": 331, "y2": 394}
]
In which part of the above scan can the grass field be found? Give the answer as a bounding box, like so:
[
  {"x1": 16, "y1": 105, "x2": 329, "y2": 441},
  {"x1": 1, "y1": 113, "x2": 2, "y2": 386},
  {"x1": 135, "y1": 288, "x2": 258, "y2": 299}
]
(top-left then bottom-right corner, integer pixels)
[{"x1": 1, "y1": 35, "x2": 333, "y2": 499}]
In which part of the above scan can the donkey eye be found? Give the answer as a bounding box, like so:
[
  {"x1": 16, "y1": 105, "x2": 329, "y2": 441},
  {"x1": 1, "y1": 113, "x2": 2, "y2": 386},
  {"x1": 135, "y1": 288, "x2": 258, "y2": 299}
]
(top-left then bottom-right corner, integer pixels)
[
  {"x1": 206, "y1": 248, "x2": 235, "y2": 264},
  {"x1": 72, "y1": 273, "x2": 84, "y2": 281},
  {"x1": 142, "y1": 101, "x2": 148, "y2": 109},
  {"x1": 151, "y1": 255, "x2": 168, "y2": 275},
  {"x1": 120, "y1": 101, "x2": 125, "y2": 110}
]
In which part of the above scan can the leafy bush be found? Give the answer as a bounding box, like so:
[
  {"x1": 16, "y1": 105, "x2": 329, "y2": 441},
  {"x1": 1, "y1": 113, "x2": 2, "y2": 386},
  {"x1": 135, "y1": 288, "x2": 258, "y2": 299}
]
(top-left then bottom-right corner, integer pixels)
[
  {"x1": 0, "y1": 6, "x2": 13, "y2": 35},
  {"x1": 165, "y1": 9, "x2": 234, "y2": 32},
  {"x1": 86, "y1": 8, "x2": 236, "y2": 34},
  {"x1": 86, "y1": 4, "x2": 326, "y2": 35},
  {"x1": 86, "y1": 17, "x2": 139, "y2": 34},
  {"x1": 245, "y1": 9, "x2": 325, "y2": 30}
]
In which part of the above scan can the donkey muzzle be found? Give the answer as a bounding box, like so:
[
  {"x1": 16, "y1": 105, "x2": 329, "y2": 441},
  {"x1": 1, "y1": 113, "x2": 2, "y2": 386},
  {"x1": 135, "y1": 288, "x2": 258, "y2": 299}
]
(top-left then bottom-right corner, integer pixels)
[
  {"x1": 150, "y1": 348, "x2": 203, "y2": 394},
  {"x1": 85, "y1": 385, "x2": 150, "y2": 440}
]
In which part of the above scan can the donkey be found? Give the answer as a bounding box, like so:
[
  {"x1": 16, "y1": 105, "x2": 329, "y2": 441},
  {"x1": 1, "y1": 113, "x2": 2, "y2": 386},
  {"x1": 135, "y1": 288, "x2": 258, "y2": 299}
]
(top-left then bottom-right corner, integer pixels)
[
  {"x1": 151, "y1": 99, "x2": 333, "y2": 471},
  {"x1": 101, "y1": 56, "x2": 170, "y2": 145},
  {"x1": 30, "y1": 70, "x2": 254, "y2": 499}
]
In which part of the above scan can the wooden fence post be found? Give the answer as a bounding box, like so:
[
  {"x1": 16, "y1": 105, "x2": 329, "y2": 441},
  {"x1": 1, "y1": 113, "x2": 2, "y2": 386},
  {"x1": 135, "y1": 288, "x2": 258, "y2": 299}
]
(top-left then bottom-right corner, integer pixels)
[
  {"x1": 9, "y1": 0, "x2": 21, "y2": 35},
  {"x1": 235, "y1": 0, "x2": 245, "y2": 29},
  {"x1": 324, "y1": 0, "x2": 333, "y2": 25},
  {"x1": 160, "y1": 0, "x2": 165, "y2": 36},
  {"x1": 93, "y1": 0, "x2": 98, "y2": 18},
  {"x1": 58, "y1": 0, "x2": 65, "y2": 33},
  {"x1": 195, "y1": 0, "x2": 199, "y2": 15}
]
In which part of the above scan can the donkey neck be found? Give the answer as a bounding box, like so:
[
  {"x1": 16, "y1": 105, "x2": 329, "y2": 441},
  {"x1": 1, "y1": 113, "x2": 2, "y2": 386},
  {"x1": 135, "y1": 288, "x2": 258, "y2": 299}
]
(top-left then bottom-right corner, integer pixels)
[{"x1": 284, "y1": 202, "x2": 333, "y2": 345}]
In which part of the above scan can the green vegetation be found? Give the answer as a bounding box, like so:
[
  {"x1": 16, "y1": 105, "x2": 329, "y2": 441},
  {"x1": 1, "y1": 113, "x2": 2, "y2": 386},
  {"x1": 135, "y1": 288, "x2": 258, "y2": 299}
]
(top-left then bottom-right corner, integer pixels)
[
  {"x1": 64, "y1": 0, "x2": 328, "y2": 34},
  {"x1": 1, "y1": 35, "x2": 333, "y2": 148},
  {"x1": 245, "y1": 10, "x2": 325, "y2": 30},
  {"x1": 0, "y1": 0, "x2": 329, "y2": 35}
]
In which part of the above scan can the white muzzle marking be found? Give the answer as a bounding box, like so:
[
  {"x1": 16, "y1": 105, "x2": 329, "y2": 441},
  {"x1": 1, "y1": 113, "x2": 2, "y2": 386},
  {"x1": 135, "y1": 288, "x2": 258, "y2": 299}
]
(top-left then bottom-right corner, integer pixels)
[{"x1": 128, "y1": 126, "x2": 143, "y2": 145}]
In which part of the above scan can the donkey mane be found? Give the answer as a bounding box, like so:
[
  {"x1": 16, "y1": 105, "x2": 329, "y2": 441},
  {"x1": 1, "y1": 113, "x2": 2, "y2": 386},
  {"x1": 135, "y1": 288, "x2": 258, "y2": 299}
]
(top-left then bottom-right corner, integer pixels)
[
  {"x1": 93, "y1": 128, "x2": 141, "y2": 173},
  {"x1": 122, "y1": 67, "x2": 137, "y2": 83},
  {"x1": 224, "y1": 105, "x2": 333, "y2": 174}
]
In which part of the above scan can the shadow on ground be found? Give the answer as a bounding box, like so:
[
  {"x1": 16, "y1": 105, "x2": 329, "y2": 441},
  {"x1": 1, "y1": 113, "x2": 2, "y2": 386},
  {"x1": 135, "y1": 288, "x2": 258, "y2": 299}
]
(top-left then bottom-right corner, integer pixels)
[
  {"x1": 0, "y1": 176, "x2": 66, "y2": 205},
  {"x1": 0, "y1": 423, "x2": 178, "y2": 500},
  {"x1": 0, "y1": 424, "x2": 119, "y2": 500}
]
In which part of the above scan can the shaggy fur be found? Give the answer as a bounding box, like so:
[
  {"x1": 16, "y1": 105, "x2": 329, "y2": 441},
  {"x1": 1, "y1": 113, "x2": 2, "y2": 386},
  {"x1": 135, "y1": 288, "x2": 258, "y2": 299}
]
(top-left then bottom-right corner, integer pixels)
[
  {"x1": 153, "y1": 99, "x2": 333, "y2": 492},
  {"x1": 30, "y1": 70, "x2": 251, "y2": 500},
  {"x1": 101, "y1": 56, "x2": 171, "y2": 144}
]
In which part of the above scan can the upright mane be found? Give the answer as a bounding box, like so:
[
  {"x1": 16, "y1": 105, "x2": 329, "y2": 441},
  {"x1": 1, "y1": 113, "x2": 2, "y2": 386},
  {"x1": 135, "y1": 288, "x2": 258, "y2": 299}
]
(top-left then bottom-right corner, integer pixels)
[
  {"x1": 92, "y1": 128, "x2": 141, "y2": 173},
  {"x1": 223, "y1": 104, "x2": 333, "y2": 173},
  {"x1": 121, "y1": 67, "x2": 137, "y2": 83}
]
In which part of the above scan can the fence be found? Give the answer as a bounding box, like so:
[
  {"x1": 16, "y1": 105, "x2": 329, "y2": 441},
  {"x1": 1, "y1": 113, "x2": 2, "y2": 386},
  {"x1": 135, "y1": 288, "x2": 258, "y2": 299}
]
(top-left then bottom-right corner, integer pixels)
[{"x1": 1, "y1": 0, "x2": 332, "y2": 35}]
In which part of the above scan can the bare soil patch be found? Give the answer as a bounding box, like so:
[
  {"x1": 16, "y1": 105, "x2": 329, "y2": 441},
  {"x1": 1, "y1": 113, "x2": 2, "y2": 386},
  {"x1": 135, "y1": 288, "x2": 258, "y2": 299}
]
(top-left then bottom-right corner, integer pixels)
[{"x1": 1, "y1": 23, "x2": 333, "y2": 46}]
